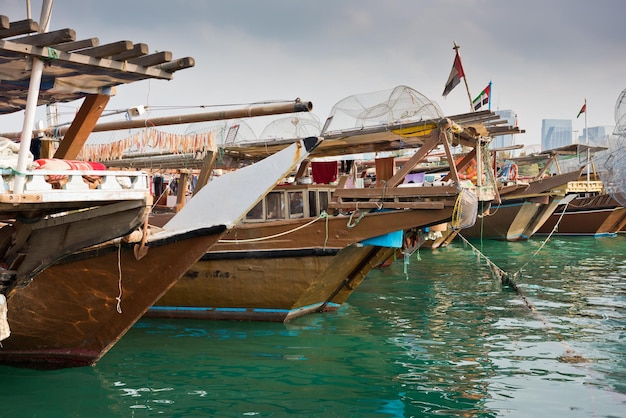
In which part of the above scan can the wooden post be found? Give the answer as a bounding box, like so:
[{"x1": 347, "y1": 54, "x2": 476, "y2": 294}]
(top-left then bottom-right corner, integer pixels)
[
  {"x1": 192, "y1": 151, "x2": 216, "y2": 196},
  {"x1": 54, "y1": 94, "x2": 111, "y2": 159}
]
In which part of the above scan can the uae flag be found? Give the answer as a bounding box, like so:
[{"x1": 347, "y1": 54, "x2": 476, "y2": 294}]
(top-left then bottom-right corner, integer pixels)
[
  {"x1": 442, "y1": 50, "x2": 465, "y2": 97},
  {"x1": 472, "y1": 84, "x2": 491, "y2": 111},
  {"x1": 577, "y1": 102, "x2": 586, "y2": 118}
]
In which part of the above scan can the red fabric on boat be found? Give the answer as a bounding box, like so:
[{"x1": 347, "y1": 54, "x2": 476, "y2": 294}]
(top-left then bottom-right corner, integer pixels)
[
  {"x1": 33, "y1": 159, "x2": 107, "y2": 171},
  {"x1": 311, "y1": 161, "x2": 337, "y2": 184},
  {"x1": 32, "y1": 159, "x2": 107, "y2": 187}
]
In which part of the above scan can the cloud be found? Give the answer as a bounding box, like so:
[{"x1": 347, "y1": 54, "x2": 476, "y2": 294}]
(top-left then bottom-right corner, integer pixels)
[{"x1": 2, "y1": 0, "x2": 625, "y2": 148}]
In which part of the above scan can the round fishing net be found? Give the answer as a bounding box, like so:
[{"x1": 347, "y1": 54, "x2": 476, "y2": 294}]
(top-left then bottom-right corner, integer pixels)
[
  {"x1": 599, "y1": 88, "x2": 626, "y2": 205},
  {"x1": 322, "y1": 85, "x2": 444, "y2": 134},
  {"x1": 259, "y1": 113, "x2": 322, "y2": 140}
]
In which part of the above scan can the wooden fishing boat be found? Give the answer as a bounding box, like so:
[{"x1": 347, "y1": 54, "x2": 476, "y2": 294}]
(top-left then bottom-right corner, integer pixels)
[
  {"x1": 535, "y1": 179, "x2": 626, "y2": 236},
  {"x1": 0, "y1": 136, "x2": 321, "y2": 369},
  {"x1": 146, "y1": 104, "x2": 522, "y2": 322},
  {"x1": 457, "y1": 169, "x2": 584, "y2": 241},
  {"x1": 426, "y1": 143, "x2": 587, "y2": 243},
  {"x1": 0, "y1": 5, "x2": 321, "y2": 369},
  {"x1": 0, "y1": 3, "x2": 195, "y2": 362},
  {"x1": 526, "y1": 145, "x2": 626, "y2": 237}
]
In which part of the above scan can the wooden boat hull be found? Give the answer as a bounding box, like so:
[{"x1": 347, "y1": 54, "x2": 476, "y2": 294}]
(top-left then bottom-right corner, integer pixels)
[
  {"x1": 460, "y1": 197, "x2": 561, "y2": 241},
  {"x1": 148, "y1": 207, "x2": 454, "y2": 322},
  {"x1": 148, "y1": 244, "x2": 395, "y2": 322},
  {"x1": 0, "y1": 137, "x2": 321, "y2": 368},
  {"x1": 0, "y1": 229, "x2": 224, "y2": 368},
  {"x1": 216, "y1": 207, "x2": 455, "y2": 251},
  {"x1": 536, "y1": 194, "x2": 626, "y2": 236}
]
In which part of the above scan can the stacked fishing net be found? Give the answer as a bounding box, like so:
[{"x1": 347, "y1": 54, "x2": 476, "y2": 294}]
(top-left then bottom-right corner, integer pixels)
[
  {"x1": 599, "y1": 88, "x2": 626, "y2": 205},
  {"x1": 322, "y1": 85, "x2": 444, "y2": 134}
]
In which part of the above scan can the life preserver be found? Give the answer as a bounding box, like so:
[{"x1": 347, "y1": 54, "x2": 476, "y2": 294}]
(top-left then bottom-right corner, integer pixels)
[
  {"x1": 509, "y1": 163, "x2": 518, "y2": 181},
  {"x1": 455, "y1": 156, "x2": 477, "y2": 180}
]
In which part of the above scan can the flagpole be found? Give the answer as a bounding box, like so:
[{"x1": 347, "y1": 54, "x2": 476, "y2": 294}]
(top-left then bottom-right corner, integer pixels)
[
  {"x1": 585, "y1": 98, "x2": 589, "y2": 184},
  {"x1": 453, "y1": 42, "x2": 474, "y2": 111},
  {"x1": 488, "y1": 81, "x2": 492, "y2": 111}
]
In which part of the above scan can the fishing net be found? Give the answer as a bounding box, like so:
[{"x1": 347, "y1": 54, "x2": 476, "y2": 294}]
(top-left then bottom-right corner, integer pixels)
[
  {"x1": 450, "y1": 188, "x2": 478, "y2": 230},
  {"x1": 599, "y1": 88, "x2": 626, "y2": 205},
  {"x1": 258, "y1": 113, "x2": 321, "y2": 140},
  {"x1": 322, "y1": 85, "x2": 444, "y2": 134}
]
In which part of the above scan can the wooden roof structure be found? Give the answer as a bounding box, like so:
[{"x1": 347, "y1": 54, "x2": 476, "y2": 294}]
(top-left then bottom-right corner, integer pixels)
[
  {"x1": 0, "y1": 14, "x2": 194, "y2": 115},
  {"x1": 102, "y1": 109, "x2": 524, "y2": 170},
  {"x1": 218, "y1": 110, "x2": 525, "y2": 162}
]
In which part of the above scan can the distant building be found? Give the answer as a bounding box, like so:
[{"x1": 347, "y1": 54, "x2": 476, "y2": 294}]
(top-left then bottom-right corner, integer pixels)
[
  {"x1": 576, "y1": 126, "x2": 612, "y2": 147},
  {"x1": 490, "y1": 110, "x2": 518, "y2": 150},
  {"x1": 541, "y1": 119, "x2": 572, "y2": 150}
]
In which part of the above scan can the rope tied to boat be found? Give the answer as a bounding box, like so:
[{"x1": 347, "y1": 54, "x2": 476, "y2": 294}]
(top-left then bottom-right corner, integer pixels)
[
  {"x1": 347, "y1": 208, "x2": 367, "y2": 228},
  {"x1": 116, "y1": 240, "x2": 123, "y2": 314},
  {"x1": 458, "y1": 198, "x2": 589, "y2": 362},
  {"x1": 219, "y1": 211, "x2": 331, "y2": 249}
]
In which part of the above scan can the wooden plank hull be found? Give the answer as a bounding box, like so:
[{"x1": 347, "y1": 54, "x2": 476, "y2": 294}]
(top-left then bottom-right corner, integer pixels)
[
  {"x1": 148, "y1": 207, "x2": 455, "y2": 322},
  {"x1": 148, "y1": 244, "x2": 395, "y2": 322},
  {"x1": 459, "y1": 197, "x2": 560, "y2": 241},
  {"x1": 0, "y1": 138, "x2": 321, "y2": 368},
  {"x1": 536, "y1": 194, "x2": 626, "y2": 236},
  {"x1": 0, "y1": 231, "x2": 223, "y2": 368},
  {"x1": 215, "y1": 206, "x2": 456, "y2": 251}
]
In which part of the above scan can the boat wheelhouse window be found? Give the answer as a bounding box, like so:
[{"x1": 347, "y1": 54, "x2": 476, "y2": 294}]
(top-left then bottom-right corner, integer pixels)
[
  {"x1": 266, "y1": 192, "x2": 285, "y2": 219},
  {"x1": 288, "y1": 191, "x2": 304, "y2": 219},
  {"x1": 308, "y1": 190, "x2": 318, "y2": 217},
  {"x1": 245, "y1": 200, "x2": 264, "y2": 221},
  {"x1": 319, "y1": 191, "x2": 329, "y2": 213}
]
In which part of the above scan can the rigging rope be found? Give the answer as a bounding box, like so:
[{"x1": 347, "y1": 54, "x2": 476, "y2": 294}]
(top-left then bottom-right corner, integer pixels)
[{"x1": 116, "y1": 240, "x2": 123, "y2": 314}]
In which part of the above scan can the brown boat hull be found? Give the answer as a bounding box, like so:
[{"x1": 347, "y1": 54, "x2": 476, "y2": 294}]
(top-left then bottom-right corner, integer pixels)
[
  {"x1": 148, "y1": 244, "x2": 395, "y2": 322},
  {"x1": 459, "y1": 197, "x2": 560, "y2": 241},
  {"x1": 147, "y1": 207, "x2": 453, "y2": 322},
  {"x1": 536, "y1": 194, "x2": 626, "y2": 236},
  {"x1": 0, "y1": 228, "x2": 224, "y2": 369}
]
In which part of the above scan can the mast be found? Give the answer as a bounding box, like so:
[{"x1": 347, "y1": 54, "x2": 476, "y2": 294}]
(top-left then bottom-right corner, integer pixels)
[{"x1": 585, "y1": 98, "x2": 590, "y2": 184}]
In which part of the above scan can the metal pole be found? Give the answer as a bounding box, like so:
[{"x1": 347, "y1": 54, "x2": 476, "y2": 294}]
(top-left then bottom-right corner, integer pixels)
[{"x1": 14, "y1": 0, "x2": 54, "y2": 193}]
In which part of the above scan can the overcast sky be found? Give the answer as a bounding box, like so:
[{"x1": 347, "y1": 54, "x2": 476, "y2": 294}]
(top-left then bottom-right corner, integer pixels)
[{"x1": 3, "y1": 0, "x2": 625, "y2": 148}]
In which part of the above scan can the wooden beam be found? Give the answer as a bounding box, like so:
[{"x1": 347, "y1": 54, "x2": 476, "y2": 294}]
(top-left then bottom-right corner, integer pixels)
[
  {"x1": 385, "y1": 132, "x2": 441, "y2": 187},
  {"x1": 112, "y1": 43, "x2": 149, "y2": 61},
  {"x1": 0, "y1": 15, "x2": 9, "y2": 31},
  {"x1": 0, "y1": 39, "x2": 177, "y2": 80},
  {"x1": 0, "y1": 19, "x2": 38, "y2": 38},
  {"x1": 54, "y1": 94, "x2": 111, "y2": 159},
  {"x1": 11, "y1": 28, "x2": 76, "y2": 46},
  {"x1": 51, "y1": 38, "x2": 99, "y2": 52},
  {"x1": 175, "y1": 172, "x2": 189, "y2": 212},
  {"x1": 192, "y1": 151, "x2": 216, "y2": 197},
  {"x1": 79, "y1": 40, "x2": 133, "y2": 57},
  {"x1": 332, "y1": 185, "x2": 459, "y2": 199},
  {"x1": 155, "y1": 56, "x2": 195, "y2": 73},
  {"x1": 129, "y1": 51, "x2": 172, "y2": 67},
  {"x1": 328, "y1": 201, "x2": 447, "y2": 210}
]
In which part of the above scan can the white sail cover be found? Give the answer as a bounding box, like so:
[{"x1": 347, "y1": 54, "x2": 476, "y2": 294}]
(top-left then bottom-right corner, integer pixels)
[{"x1": 154, "y1": 137, "x2": 321, "y2": 239}]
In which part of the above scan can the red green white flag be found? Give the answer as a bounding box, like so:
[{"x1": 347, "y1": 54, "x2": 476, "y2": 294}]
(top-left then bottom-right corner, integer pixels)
[
  {"x1": 577, "y1": 102, "x2": 586, "y2": 118},
  {"x1": 472, "y1": 84, "x2": 491, "y2": 111},
  {"x1": 442, "y1": 51, "x2": 465, "y2": 97}
]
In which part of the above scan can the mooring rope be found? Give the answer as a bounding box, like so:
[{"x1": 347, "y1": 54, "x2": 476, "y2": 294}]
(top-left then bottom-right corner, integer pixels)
[{"x1": 457, "y1": 199, "x2": 588, "y2": 362}]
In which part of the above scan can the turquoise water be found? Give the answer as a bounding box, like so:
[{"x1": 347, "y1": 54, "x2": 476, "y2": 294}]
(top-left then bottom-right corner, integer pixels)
[{"x1": 1, "y1": 236, "x2": 625, "y2": 417}]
